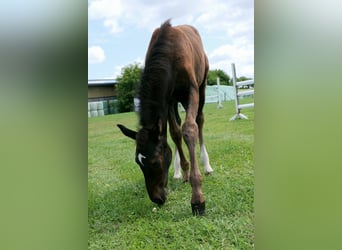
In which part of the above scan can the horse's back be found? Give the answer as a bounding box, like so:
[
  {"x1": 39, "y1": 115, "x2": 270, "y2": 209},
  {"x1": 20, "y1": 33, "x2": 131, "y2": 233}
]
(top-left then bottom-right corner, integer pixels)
[
  {"x1": 174, "y1": 24, "x2": 202, "y2": 45},
  {"x1": 144, "y1": 20, "x2": 208, "y2": 102},
  {"x1": 147, "y1": 20, "x2": 207, "y2": 66},
  {"x1": 172, "y1": 24, "x2": 208, "y2": 87}
]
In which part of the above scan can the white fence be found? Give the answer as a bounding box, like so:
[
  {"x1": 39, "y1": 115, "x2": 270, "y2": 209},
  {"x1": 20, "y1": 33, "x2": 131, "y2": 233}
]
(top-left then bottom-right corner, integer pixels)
[
  {"x1": 205, "y1": 78, "x2": 224, "y2": 108},
  {"x1": 230, "y1": 63, "x2": 254, "y2": 121},
  {"x1": 205, "y1": 79, "x2": 235, "y2": 106},
  {"x1": 176, "y1": 81, "x2": 236, "y2": 112}
]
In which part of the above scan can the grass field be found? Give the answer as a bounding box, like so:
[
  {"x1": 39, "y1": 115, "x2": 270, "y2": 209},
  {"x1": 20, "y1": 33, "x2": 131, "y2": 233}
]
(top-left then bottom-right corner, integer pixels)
[{"x1": 88, "y1": 98, "x2": 254, "y2": 249}]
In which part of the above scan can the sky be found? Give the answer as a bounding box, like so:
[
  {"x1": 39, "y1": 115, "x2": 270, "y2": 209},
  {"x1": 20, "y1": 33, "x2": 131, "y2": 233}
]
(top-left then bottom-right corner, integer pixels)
[{"x1": 88, "y1": 0, "x2": 254, "y2": 80}]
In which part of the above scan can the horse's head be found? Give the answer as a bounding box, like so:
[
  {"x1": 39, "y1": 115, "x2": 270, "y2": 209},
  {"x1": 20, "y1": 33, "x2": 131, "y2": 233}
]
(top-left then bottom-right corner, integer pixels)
[{"x1": 117, "y1": 124, "x2": 172, "y2": 205}]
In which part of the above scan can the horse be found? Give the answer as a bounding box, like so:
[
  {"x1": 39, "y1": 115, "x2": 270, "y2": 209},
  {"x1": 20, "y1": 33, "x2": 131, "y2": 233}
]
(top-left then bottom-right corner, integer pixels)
[{"x1": 117, "y1": 19, "x2": 213, "y2": 215}]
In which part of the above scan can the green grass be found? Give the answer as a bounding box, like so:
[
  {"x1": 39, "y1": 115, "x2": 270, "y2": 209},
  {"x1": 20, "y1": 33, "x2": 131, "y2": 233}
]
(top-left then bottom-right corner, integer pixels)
[{"x1": 88, "y1": 98, "x2": 254, "y2": 249}]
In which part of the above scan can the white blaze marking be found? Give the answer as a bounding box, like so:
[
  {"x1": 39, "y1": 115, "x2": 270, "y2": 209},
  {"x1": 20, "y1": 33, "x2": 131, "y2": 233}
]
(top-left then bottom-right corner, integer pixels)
[{"x1": 137, "y1": 153, "x2": 146, "y2": 166}]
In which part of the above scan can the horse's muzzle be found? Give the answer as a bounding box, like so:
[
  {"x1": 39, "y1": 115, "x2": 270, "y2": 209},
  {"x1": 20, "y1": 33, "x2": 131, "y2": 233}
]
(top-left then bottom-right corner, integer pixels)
[
  {"x1": 152, "y1": 197, "x2": 166, "y2": 205},
  {"x1": 150, "y1": 189, "x2": 167, "y2": 205}
]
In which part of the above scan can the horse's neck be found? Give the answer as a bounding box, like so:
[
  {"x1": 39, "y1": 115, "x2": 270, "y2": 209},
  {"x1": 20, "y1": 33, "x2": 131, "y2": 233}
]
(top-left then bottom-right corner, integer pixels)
[
  {"x1": 140, "y1": 78, "x2": 169, "y2": 124},
  {"x1": 140, "y1": 100, "x2": 168, "y2": 137}
]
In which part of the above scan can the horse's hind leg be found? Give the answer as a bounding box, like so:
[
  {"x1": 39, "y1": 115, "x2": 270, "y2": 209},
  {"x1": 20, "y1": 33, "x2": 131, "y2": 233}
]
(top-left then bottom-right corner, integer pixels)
[
  {"x1": 168, "y1": 102, "x2": 190, "y2": 181},
  {"x1": 197, "y1": 84, "x2": 213, "y2": 175}
]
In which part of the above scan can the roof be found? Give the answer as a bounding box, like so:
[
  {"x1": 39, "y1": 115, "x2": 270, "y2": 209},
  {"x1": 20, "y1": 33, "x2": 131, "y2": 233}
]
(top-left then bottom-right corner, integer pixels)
[{"x1": 88, "y1": 79, "x2": 117, "y2": 86}]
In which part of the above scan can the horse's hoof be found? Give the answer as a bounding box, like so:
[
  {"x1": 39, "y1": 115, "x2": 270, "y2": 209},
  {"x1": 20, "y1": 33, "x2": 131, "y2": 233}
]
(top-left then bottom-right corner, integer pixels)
[
  {"x1": 173, "y1": 175, "x2": 182, "y2": 180},
  {"x1": 205, "y1": 170, "x2": 213, "y2": 176},
  {"x1": 191, "y1": 201, "x2": 206, "y2": 216}
]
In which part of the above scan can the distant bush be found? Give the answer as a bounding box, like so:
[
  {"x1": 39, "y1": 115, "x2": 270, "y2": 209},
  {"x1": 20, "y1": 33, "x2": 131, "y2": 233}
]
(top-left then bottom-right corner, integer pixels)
[
  {"x1": 116, "y1": 63, "x2": 142, "y2": 112},
  {"x1": 207, "y1": 69, "x2": 231, "y2": 85}
]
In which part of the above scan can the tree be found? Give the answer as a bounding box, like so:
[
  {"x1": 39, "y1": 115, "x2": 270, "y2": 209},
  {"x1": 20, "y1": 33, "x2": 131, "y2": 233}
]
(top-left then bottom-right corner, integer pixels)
[
  {"x1": 237, "y1": 76, "x2": 251, "y2": 82},
  {"x1": 116, "y1": 63, "x2": 142, "y2": 113},
  {"x1": 237, "y1": 76, "x2": 253, "y2": 88},
  {"x1": 207, "y1": 69, "x2": 231, "y2": 86}
]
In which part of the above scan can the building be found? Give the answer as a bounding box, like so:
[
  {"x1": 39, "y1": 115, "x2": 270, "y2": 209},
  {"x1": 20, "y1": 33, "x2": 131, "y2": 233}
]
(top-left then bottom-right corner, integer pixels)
[
  {"x1": 88, "y1": 79, "x2": 117, "y2": 102},
  {"x1": 88, "y1": 79, "x2": 118, "y2": 117}
]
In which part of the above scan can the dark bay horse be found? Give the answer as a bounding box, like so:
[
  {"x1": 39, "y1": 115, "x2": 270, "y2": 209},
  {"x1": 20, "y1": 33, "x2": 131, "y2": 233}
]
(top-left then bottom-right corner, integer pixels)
[{"x1": 118, "y1": 19, "x2": 213, "y2": 215}]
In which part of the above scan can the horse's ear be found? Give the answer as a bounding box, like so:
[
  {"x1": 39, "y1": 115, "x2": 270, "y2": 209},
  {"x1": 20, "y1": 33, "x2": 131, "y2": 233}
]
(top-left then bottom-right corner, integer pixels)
[{"x1": 117, "y1": 124, "x2": 137, "y2": 140}]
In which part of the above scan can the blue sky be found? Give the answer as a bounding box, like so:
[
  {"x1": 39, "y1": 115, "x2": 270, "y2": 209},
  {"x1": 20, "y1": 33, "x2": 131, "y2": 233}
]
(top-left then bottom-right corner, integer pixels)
[{"x1": 88, "y1": 0, "x2": 254, "y2": 80}]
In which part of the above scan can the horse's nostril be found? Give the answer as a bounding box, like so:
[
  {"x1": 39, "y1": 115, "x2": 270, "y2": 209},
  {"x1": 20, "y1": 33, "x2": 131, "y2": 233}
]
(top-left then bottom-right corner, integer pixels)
[{"x1": 152, "y1": 196, "x2": 165, "y2": 205}]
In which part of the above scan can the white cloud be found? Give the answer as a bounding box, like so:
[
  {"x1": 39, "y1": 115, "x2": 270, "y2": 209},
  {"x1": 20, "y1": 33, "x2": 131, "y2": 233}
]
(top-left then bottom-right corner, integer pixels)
[
  {"x1": 209, "y1": 38, "x2": 254, "y2": 77},
  {"x1": 88, "y1": 46, "x2": 105, "y2": 64},
  {"x1": 88, "y1": 0, "x2": 122, "y2": 19},
  {"x1": 88, "y1": 0, "x2": 123, "y2": 34},
  {"x1": 88, "y1": 0, "x2": 253, "y2": 34},
  {"x1": 88, "y1": 0, "x2": 254, "y2": 76},
  {"x1": 88, "y1": 0, "x2": 253, "y2": 43},
  {"x1": 195, "y1": 0, "x2": 253, "y2": 42},
  {"x1": 196, "y1": 0, "x2": 254, "y2": 78},
  {"x1": 104, "y1": 19, "x2": 123, "y2": 34}
]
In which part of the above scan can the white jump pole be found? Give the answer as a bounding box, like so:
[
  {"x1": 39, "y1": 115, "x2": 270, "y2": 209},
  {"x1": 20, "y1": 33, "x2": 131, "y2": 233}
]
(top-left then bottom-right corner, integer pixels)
[{"x1": 230, "y1": 63, "x2": 254, "y2": 121}]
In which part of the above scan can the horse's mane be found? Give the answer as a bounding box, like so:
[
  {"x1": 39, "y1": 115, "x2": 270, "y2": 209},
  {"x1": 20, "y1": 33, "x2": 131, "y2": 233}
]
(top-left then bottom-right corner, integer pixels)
[{"x1": 138, "y1": 20, "x2": 174, "y2": 129}]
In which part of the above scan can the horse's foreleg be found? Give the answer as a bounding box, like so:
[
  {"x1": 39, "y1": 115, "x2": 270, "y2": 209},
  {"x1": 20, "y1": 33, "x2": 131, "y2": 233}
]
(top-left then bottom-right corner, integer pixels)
[{"x1": 182, "y1": 90, "x2": 205, "y2": 215}]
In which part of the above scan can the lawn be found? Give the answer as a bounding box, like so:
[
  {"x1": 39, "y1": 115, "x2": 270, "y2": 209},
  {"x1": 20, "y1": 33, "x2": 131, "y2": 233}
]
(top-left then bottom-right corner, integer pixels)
[{"x1": 88, "y1": 98, "x2": 254, "y2": 249}]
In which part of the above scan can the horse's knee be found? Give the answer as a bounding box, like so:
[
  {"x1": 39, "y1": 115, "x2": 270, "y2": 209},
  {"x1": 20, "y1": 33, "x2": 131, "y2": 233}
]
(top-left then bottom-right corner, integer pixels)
[{"x1": 182, "y1": 122, "x2": 198, "y2": 145}]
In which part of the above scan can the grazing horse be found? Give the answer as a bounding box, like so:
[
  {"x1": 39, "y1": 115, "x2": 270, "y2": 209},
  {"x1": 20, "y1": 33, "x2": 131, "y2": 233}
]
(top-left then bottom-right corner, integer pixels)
[{"x1": 118, "y1": 19, "x2": 213, "y2": 215}]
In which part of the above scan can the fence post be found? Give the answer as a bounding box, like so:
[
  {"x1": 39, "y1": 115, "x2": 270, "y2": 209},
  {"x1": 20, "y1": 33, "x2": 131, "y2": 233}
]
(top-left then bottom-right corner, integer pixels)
[
  {"x1": 230, "y1": 63, "x2": 254, "y2": 121},
  {"x1": 217, "y1": 77, "x2": 223, "y2": 109}
]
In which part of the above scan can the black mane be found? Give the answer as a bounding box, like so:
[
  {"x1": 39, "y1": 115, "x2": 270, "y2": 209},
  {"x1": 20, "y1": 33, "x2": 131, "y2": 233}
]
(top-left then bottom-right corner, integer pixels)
[{"x1": 138, "y1": 20, "x2": 174, "y2": 129}]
